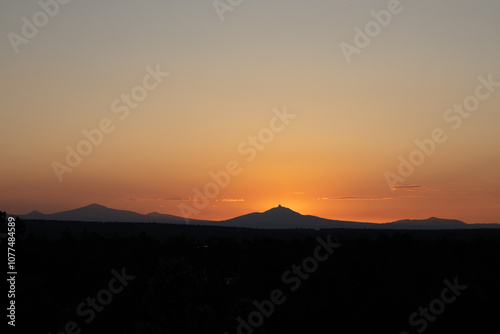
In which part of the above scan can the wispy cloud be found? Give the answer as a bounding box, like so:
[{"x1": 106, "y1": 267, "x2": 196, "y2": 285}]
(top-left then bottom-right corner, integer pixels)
[
  {"x1": 392, "y1": 184, "x2": 425, "y2": 191},
  {"x1": 318, "y1": 196, "x2": 392, "y2": 201},
  {"x1": 165, "y1": 197, "x2": 193, "y2": 201},
  {"x1": 398, "y1": 195, "x2": 425, "y2": 198},
  {"x1": 125, "y1": 198, "x2": 160, "y2": 202},
  {"x1": 125, "y1": 197, "x2": 192, "y2": 202},
  {"x1": 221, "y1": 198, "x2": 245, "y2": 202}
]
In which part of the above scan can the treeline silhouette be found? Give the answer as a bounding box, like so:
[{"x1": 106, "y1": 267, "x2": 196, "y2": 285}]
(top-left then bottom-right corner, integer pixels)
[{"x1": 8, "y1": 217, "x2": 500, "y2": 333}]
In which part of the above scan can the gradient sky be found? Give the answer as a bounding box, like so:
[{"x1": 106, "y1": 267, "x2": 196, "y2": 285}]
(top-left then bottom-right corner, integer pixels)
[{"x1": 1, "y1": 0, "x2": 499, "y2": 223}]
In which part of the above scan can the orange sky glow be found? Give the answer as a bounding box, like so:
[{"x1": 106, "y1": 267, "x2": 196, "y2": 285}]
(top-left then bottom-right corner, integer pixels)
[{"x1": 1, "y1": 1, "x2": 499, "y2": 224}]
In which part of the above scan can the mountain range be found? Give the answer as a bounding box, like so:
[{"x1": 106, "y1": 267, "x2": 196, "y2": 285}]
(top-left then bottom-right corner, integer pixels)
[{"x1": 15, "y1": 203, "x2": 500, "y2": 230}]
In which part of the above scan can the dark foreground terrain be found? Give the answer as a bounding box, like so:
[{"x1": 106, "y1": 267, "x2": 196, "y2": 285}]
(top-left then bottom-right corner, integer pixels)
[{"x1": 4, "y1": 216, "x2": 500, "y2": 333}]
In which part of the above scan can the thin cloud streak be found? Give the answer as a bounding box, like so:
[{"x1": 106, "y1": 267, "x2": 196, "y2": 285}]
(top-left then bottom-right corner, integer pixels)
[{"x1": 318, "y1": 196, "x2": 393, "y2": 201}]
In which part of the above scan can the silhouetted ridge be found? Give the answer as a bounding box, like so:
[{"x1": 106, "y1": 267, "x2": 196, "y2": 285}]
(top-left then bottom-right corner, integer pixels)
[
  {"x1": 385, "y1": 217, "x2": 468, "y2": 229},
  {"x1": 22, "y1": 210, "x2": 46, "y2": 219},
  {"x1": 16, "y1": 204, "x2": 500, "y2": 229},
  {"x1": 84, "y1": 203, "x2": 107, "y2": 209},
  {"x1": 262, "y1": 205, "x2": 302, "y2": 216}
]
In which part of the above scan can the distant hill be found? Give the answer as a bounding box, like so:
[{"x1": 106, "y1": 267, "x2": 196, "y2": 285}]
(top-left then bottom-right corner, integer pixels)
[
  {"x1": 15, "y1": 203, "x2": 500, "y2": 230},
  {"x1": 222, "y1": 205, "x2": 374, "y2": 229},
  {"x1": 22, "y1": 204, "x2": 147, "y2": 222},
  {"x1": 20, "y1": 203, "x2": 208, "y2": 225},
  {"x1": 384, "y1": 217, "x2": 468, "y2": 230}
]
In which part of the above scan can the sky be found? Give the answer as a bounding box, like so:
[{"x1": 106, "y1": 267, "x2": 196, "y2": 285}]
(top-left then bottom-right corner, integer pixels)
[{"x1": 1, "y1": 0, "x2": 499, "y2": 224}]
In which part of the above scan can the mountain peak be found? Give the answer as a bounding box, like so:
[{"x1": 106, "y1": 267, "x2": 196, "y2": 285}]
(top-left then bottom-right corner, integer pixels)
[
  {"x1": 83, "y1": 203, "x2": 108, "y2": 209},
  {"x1": 264, "y1": 205, "x2": 301, "y2": 216},
  {"x1": 23, "y1": 210, "x2": 45, "y2": 218}
]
